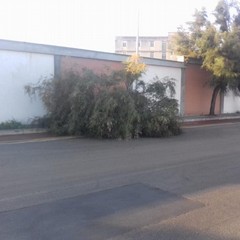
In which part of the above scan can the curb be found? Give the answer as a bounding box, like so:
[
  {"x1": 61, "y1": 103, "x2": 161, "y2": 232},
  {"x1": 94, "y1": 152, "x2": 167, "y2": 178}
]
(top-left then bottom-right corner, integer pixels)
[
  {"x1": 0, "y1": 129, "x2": 54, "y2": 143},
  {"x1": 0, "y1": 116, "x2": 240, "y2": 141},
  {"x1": 0, "y1": 136, "x2": 76, "y2": 145},
  {"x1": 182, "y1": 116, "x2": 240, "y2": 127},
  {"x1": 0, "y1": 128, "x2": 47, "y2": 136}
]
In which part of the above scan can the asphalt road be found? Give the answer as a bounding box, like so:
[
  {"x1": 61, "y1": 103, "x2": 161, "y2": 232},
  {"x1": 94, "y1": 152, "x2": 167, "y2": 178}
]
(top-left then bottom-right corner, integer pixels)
[{"x1": 1, "y1": 123, "x2": 240, "y2": 239}]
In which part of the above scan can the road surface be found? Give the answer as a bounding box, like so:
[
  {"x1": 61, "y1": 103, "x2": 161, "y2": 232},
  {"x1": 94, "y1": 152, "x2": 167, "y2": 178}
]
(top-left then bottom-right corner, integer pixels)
[{"x1": 1, "y1": 123, "x2": 240, "y2": 239}]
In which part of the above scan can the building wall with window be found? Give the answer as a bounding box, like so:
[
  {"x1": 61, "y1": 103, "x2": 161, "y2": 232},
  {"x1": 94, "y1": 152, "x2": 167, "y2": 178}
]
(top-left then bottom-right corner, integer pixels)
[{"x1": 115, "y1": 35, "x2": 180, "y2": 61}]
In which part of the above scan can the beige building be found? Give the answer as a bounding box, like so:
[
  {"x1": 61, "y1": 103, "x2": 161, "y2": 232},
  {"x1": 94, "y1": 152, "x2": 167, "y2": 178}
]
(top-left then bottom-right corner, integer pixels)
[{"x1": 115, "y1": 34, "x2": 179, "y2": 61}]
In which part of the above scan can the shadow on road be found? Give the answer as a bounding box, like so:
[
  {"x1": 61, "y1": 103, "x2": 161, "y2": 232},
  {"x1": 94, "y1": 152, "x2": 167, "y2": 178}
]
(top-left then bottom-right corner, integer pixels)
[{"x1": 1, "y1": 123, "x2": 240, "y2": 239}]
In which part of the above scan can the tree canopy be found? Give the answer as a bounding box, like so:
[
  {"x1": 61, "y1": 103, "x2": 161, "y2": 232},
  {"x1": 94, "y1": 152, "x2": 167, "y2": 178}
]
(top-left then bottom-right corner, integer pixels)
[{"x1": 174, "y1": 0, "x2": 240, "y2": 115}]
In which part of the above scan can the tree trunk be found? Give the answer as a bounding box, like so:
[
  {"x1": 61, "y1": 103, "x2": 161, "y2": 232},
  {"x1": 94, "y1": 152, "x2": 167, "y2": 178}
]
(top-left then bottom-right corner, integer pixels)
[{"x1": 209, "y1": 85, "x2": 221, "y2": 115}]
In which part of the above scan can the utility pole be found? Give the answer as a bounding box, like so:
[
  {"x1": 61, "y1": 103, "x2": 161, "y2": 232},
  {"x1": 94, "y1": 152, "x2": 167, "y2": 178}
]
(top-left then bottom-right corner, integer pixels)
[{"x1": 136, "y1": 8, "x2": 139, "y2": 55}]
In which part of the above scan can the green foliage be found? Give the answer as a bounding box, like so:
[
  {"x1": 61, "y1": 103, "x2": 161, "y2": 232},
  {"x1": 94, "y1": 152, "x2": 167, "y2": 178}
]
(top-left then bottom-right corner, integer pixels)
[
  {"x1": 25, "y1": 66, "x2": 180, "y2": 139},
  {"x1": 173, "y1": 0, "x2": 240, "y2": 115},
  {"x1": 123, "y1": 54, "x2": 147, "y2": 90},
  {"x1": 0, "y1": 120, "x2": 25, "y2": 130},
  {"x1": 25, "y1": 73, "x2": 79, "y2": 134},
  {"x1": 88, "y1": 89, "x2": 139, "y2": 139},
  {"x1": 134, "y1": 77, "x2": 181, "y2": 137},
  {"x1": 0, "y1": 118, "x2": 50, "y2": 130},
  {"x1": 29, "y1": 116, "x2": 51, "y2": 129}
]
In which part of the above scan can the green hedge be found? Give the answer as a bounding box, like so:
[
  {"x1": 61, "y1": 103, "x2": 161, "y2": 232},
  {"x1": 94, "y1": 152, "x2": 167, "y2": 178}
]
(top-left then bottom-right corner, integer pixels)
[{"x1": 25, "y1": 69, "x2": 181, "y2": 139}]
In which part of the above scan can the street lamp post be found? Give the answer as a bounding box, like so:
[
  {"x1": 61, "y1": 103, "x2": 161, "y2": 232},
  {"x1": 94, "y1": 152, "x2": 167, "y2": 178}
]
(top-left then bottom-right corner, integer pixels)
[{"x1": 136, "y1": 8, "x2": 139, "y2": 55}]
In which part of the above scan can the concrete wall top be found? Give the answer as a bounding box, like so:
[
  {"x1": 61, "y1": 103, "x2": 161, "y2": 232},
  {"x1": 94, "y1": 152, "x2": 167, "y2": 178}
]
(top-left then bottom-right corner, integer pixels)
[{"x1": 0, "y1": 39, "x2": 185, "y2": 69}]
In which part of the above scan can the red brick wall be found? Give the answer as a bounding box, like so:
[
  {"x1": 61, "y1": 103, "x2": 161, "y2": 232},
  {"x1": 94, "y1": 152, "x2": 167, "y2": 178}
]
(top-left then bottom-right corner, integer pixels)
[
  {"x1": 185, "y1": 63, "x2": 220, "y2": 116},
  {"x1": 60, "y1": 56, "x2": 123, "y2": 77},
  {"x1": 59, "y1": 56, "x2": 221, "y2": 116}
]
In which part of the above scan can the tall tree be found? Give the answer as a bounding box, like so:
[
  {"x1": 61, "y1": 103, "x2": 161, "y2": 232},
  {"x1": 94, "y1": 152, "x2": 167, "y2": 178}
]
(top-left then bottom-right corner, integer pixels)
[{"x1": 174, "y1": 0, "x2": 240, "y2": 115}]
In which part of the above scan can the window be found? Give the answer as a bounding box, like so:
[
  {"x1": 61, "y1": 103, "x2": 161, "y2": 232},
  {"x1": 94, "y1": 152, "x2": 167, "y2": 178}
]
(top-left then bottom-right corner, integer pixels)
[
  {"x1": 150, "y1": 52, "x2": 154, "y2": 58},
  {"x1": 162, "y1": 41, "x2": 167, "y2": 52},
  {"x1": 162, "y1": 41, "x2": 167, "y2": 59},
  {"x1": 150, "y1": 41, "x2": 154, "y2": 47},
  {"x1": 122, "y1": 41, "x2": 127, "y2": 47}
]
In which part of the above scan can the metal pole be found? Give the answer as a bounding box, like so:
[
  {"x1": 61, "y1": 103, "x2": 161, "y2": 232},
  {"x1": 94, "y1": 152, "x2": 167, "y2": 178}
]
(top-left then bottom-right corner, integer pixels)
[{"x1": 136, "y1": 8, "x2": 139, "y2": 55}]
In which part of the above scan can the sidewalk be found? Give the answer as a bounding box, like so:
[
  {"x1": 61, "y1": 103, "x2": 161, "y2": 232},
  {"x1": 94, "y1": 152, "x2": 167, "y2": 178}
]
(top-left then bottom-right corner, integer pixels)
[
  {"x1": 182, "y1": 113, "x2": 240, "y2": 127},
  {"x1": 0, "y1": 114, "x2": 240, "y2": 142},
  {"x1": 0, "y1": 129, "x2": 56, "y2": 143}
]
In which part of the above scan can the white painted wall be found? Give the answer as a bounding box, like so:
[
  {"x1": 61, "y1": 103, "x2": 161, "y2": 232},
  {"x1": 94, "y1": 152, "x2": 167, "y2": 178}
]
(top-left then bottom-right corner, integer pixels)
[
  {"x1": 141, "y1": 65, "x2": 182, "y2": 111},
  {"x1": 0, "y1": 50, "x2": 54, "y2": 123},
  {"x1": 223, "y1": 91, "x2": 240, "y2": 113}
]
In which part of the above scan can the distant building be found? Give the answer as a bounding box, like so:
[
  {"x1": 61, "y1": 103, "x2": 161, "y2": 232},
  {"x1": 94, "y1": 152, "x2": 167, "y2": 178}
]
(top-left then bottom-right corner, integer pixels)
[{"x1": 115, "y1": 33, "x2": 182, "y2": 61}]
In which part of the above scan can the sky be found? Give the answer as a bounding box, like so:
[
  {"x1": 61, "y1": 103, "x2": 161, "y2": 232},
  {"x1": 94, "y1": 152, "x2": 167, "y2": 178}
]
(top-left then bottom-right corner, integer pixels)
[{"x1": 0, "y1": 0, "x2": 221, "y2": 53}]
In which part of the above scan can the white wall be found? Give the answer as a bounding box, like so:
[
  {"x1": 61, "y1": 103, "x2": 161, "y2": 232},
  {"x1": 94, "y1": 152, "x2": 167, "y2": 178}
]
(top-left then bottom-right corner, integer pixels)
[
  {"x1": 0, "y1": 50, "x2": 54, "y2": 123},
  {"x1": 141, "y1": 65, "x2": 182, "y2": 111},
  {"x1": 223, "y1": 91, "x2": 240, "y2": 113}
]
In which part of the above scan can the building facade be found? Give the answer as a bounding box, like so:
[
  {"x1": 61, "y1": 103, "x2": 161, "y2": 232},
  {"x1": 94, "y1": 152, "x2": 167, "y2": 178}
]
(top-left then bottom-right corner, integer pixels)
[{"x1": 115, "y1": 34, "x2": 181, "y2": 61}]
